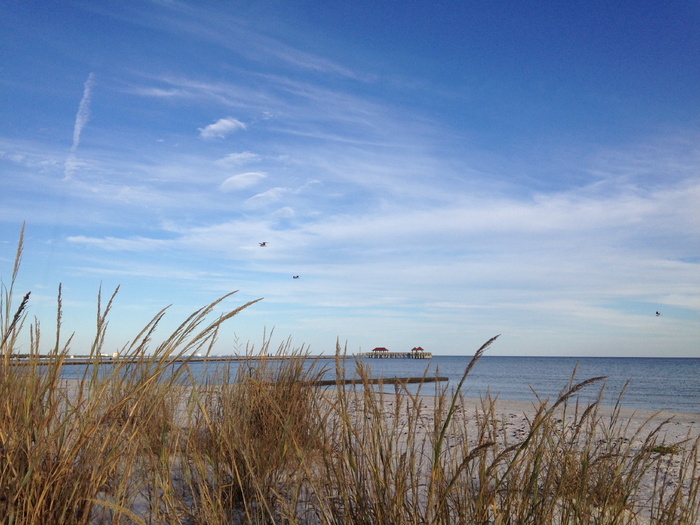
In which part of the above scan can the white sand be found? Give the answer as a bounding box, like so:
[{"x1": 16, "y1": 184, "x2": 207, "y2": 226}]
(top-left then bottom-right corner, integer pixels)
[
  {"x1": 358, "y1": 392, "x2": 699, "y2": 524},
  {"x1": 55, "y1": 379, "x2": 699, "y2": 523}
]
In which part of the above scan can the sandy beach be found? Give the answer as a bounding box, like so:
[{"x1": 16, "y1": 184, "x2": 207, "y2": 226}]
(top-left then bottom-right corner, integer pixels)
[
  {"x1": 456, "y1": 396, "x2": 700, "y2": 443},
  {"x1": 29, "y1": 378, "x2": 700, "y2": 524},
  {"x1": 346, "y1": 391, "x2": 700, "y2": 525}
]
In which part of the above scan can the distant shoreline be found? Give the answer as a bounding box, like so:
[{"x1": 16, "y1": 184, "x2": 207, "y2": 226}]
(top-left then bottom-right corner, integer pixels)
[
  {"x1": 9, "y1": 354, "x2": 699, "y2": 364},
  {"x1": 7, "y1": 354, "x2": 349, "y2": 365},
  {"x1": 7, "y1": 353, "x2": 439, "y2": 365}
]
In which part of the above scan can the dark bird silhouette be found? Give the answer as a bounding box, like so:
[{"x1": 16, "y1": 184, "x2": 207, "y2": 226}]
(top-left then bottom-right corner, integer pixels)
[
  {"x1": 656, "y1": 311, "x2": 662, "y2": 317},
  {"x1": 259, "y1": 242, "x2": 267, "y2": 247},
  {"x1": 293, "y1": 275, "x2": 299, "y2": 279}
]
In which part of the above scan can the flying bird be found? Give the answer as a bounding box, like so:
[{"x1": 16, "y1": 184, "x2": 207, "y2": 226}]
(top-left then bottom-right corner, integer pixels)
[
  {"x1": 656, "y1": 311, "x2": 662, "y2": 317},
  {"x1": 259, "y1": 242, "x2": 267, "y2": 247},
  {"x1": 293, "y1": 275, "x2": 299, "y2": 279}
]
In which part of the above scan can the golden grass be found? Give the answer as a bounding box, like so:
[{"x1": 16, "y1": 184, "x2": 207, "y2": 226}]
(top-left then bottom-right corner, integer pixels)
[{"x1": 1, "y1": 226, "x2": 699, "y2": 524}]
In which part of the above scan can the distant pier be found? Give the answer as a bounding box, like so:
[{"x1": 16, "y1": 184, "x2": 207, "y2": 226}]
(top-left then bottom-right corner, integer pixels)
[
  {"x1": 360, "y1": 346, "x2": 433, "y2": 359},
  {"x1": 362, "y1": 349, "x2": 432, "y2": 359}
]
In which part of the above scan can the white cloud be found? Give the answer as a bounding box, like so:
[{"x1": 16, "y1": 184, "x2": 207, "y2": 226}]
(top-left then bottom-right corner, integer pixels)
[
  {"x1": 220, "y1": 172, "x2": 267, "y2": 192},
  {"x1": 0, "y1": 146, "x2": 61, "y2": 170},
  {"x1": 67, "y1": 235, "x2": 168, "y2": 251},
  {"x1": 63, "y1": 155, "x2": 83, "y2": 180},
  {"x1": 659, "y1": 294, "x2": 700, "y2": 310},
  {"x1": 244, "y1": 187, "x2": 288, "y2": 208},
  {"x1": 198, "y1": 117, "x2": 246, "y2": 139},
  {"x1": 218, "y1": 151, "x2": 260, "y2": 165},
  {"x1": 272, "y1": 206, "x2": 295, "y2": 218},
  {"x1": 128, "y1": 86, "x2": 185, "y2": 98}
]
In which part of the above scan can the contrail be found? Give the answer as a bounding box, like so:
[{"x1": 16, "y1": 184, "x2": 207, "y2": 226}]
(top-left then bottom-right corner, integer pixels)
[
  {"x1": 64, "y1": 73, "x2": 95, "y2": 179},
  {"x1": 71, "y1": 73, "x2": 95, "y2": 152}
]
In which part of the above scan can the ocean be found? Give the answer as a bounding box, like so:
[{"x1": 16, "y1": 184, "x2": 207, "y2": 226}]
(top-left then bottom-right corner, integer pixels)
[
  {"x1": 354, "y1": 356, "x2": 700, "y2": 414},
  {"x1": 55, "y1": 355, "x2": 699, "y2": 414}
]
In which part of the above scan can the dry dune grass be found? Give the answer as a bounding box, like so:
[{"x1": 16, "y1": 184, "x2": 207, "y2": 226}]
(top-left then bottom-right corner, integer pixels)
[{"x1": 2, "y1": 226, "x2": 699, "y2": 524}]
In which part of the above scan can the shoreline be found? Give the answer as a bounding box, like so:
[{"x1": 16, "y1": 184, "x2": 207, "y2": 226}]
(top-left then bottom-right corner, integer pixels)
[
  {"x1": 58, "y1": 377, "x2": 699, "y2": 438},
  {"x1": 8, "y1": 354, "x2": 350, "y2": 364},
  {"x1": 352, "y1": 391, "x2": 700, "y2": 444},
  {"x1": 447, "y1": 396, "x2": 699, "y2": 444}
]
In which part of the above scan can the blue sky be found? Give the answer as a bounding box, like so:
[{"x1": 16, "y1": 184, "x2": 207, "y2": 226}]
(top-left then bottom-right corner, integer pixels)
[{"x1": 1, "y1": 1, "x2": 699, "y2": 357}]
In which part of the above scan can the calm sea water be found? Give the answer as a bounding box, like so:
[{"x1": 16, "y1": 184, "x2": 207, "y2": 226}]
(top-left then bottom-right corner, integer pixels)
[
  {"x1": 57, "y1": 355, "x2": 699, "y2": 414},
  {"x1": 354, "y1": 356, "x2": 700, "y2": 414}
]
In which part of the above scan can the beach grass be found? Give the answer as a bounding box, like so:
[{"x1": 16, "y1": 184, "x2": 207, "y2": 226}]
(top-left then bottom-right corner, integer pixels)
[{"x1": 2, "y1": 227, "x2": 699, "y2": 524}]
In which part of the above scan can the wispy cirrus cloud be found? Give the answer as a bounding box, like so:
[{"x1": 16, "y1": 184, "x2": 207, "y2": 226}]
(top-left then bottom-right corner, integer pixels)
[
  {"x1": 129, "y1": 72, "x2": 394, "y2": 143},
  {"x1": 217, "y1": 151, "x2": 260, "y2": 165},
  {"x1": 64, "y1": 73, "x2": 95, "y2": 180},
  {"x1": 241, "y1": 179, "x2": 322, "y2": 209},
  {"x1": 66, "y1": 235, "x2": 169, "y2": 251},
  {"x1": 198, "y1": 117, "x2": 246, "y2": 139},
  {"x1": 116, "y1": 2, "x2": 365, "y2": 81},
  {"x1": 244, "y1": 187, "x2": 289, "y2": 208},
  {"x1": 0, "y1": 142, "x2": 62, "y2": 171},
  {"x1": 127, "y1": 75, "x2": 268, "y2": 110}
]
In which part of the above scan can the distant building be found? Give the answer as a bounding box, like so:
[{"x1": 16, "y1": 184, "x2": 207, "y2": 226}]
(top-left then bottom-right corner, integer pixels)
[
  {"x1": 371, "y1": 347, "x2": 389, "y2": 353},
  {"x1": 411, "y1": 346, "x2": 425, "y2": 353}
]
